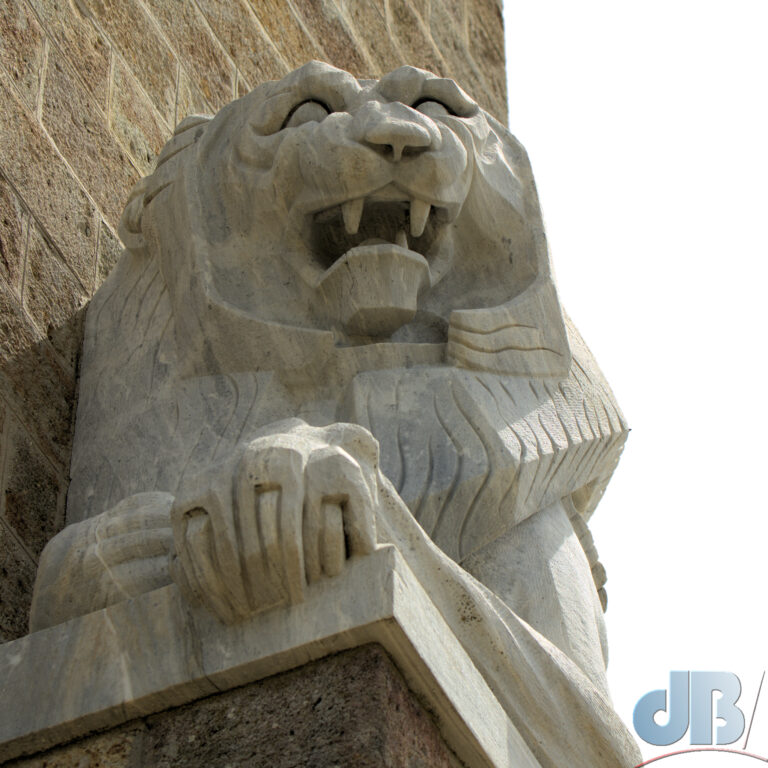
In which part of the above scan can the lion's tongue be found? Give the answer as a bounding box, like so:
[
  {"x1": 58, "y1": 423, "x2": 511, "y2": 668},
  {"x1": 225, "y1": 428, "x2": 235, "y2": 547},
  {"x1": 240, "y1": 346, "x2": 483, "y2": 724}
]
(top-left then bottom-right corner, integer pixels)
[{"x1": 359, "y1": 229, "x2": 409, "y2": 250}]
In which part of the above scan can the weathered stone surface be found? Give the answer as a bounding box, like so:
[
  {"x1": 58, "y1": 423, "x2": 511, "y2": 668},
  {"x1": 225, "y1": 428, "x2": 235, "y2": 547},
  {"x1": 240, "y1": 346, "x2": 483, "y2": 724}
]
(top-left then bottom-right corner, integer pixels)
[
  {"x1": 23, "y1": 224, "x2": 87, "y2": 374},
  {"x1": 387, "y1": 0, "x2": 446, "y2": 76},
  {"x1": 468, "y1": 0, "x2": 507, "y2": 119},
  {"x1": 0, "y1": 0, "x2": 45, "y2": 112},
  {"x1": 406, "y1": 0, "x2": 430, "y2": 23},
  {"x1": 174, "y1": 67, "x2": 213, "y2": 124},
  {"x1": 247, "y1": 0, "x2": 326, "y2": 70},
  {"x1": 1, "y1": 414, "x2": 63, "y2": 559},
  {"x1": 7, "y1": 726, "x2": 145, "y2": 768},
  {"x1": 0, "y1": 280, "x2": 75, "y2": 466},
  {"x1": 82, "y1": 0, "x2": 179, "y2": 124},
  {"x1": 0, "y1": 171, "x2": 28, "y2": 296},
  {"x1": 472, "y1": 0, "x2": 506, "y2": 45},
  {"x1": 0, "y1": 67, "x2": 97, "y2": 288},
  {"x1": 441, "y1": 0, "x2": 468, "y2": 47},
  {"x1": 110, "y1": 57, "x2": 171, "y2": 176},
  {"x1": 26, "y1": 0, "x2": 110, "y2": 110},
  {"x1": 195, "y1": 0, "x2": 289, "y2": 86},
  {"x1": 290, "y1": 0, "x2": 373, "y2": 75},
  {"x1": 143, "y1": 0, "x2": 236, "y2": 111},
  {"x1": 95, "y1": 219, "x2": 122, "y2": 288},
  {"x1": 235, "y1": 71, "x2": 251, "y2": 98},
  {"x1": 144, "y1": 645, "x2": 458, "y2": 767},
  {"x1": 0, "y1": 517, "x2": 36, "y2": 643},
  {"x1": 41, "y1": 49, "x2": 139, "y2": 226},
  {"x1": 5, "y1": 646, "x2": 459, "y2": 768},
  {"x1": 341, "y1": 0, "x2": 403, "y2": 74}
]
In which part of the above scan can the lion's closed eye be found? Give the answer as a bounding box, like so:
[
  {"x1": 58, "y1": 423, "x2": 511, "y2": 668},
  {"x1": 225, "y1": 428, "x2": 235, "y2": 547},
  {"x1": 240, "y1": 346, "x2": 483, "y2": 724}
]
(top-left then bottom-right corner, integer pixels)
[
  {"x1": 282, "y1": 99, "x2": 332, "y2": 129},
  {"x1": 412, "y1": 98, "x2": 454, "y2": 118}
]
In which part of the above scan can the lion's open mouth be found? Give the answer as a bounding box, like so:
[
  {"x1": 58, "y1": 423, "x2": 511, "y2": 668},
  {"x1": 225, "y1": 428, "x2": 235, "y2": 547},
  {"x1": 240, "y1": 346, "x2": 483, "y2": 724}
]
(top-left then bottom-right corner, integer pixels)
[{"x1": 311, "y1": 194, "x2": 448, "y2": 269}]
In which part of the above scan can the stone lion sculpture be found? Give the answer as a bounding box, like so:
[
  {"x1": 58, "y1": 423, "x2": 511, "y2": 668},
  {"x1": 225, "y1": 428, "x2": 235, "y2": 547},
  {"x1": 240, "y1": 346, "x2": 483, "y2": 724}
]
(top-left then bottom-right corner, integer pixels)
[{"x1": 30, "y1": 63, "x2": 640, "y2": 766}]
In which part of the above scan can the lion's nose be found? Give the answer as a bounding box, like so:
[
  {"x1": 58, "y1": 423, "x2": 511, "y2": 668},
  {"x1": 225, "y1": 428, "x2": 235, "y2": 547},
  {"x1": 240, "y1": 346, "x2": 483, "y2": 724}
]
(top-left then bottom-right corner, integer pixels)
[
  {"x1": 364, "y1": 118, "x2": 431, "y2": 161},
  {"x1": 358, "y1": 102, "x2": 434, "y2": 161}
]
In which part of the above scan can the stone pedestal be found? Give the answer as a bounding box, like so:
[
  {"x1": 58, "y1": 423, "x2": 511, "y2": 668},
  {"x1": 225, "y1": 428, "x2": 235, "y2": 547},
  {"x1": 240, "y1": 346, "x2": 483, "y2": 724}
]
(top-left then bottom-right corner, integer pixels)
[
  {"x1": 0, "y1": 547, "x2": 540, "y2": 768},
  {"x1": 5, "y1": 645, "x2": 459, "y2": 767}
]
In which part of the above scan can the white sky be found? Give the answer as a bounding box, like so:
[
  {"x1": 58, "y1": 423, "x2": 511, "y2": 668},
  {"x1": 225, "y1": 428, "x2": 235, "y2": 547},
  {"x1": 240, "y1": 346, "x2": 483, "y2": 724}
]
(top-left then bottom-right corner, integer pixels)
[{"x1": 502, "y1": 1, "x2": 768, "y2": 763}]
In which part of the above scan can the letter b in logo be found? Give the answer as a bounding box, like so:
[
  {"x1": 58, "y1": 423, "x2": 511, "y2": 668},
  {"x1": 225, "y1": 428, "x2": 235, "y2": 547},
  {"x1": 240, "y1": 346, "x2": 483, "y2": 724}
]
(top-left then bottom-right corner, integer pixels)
[{"x1": 633, "y1": 671, "x2": 745, "y2": 746}]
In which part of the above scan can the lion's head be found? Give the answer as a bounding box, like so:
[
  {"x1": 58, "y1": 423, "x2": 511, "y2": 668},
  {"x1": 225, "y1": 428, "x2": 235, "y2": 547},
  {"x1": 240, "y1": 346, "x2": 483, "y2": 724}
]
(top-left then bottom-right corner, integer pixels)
[{"x1": 119, "y1": 62, "x2": 570, "y2": 381}]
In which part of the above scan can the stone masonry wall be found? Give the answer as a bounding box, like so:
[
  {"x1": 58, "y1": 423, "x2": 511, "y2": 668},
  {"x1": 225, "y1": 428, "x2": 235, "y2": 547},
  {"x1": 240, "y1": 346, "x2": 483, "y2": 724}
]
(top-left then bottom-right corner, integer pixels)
[{"x1": 0, "y1": 0, "x2": 506, "y2": 641}]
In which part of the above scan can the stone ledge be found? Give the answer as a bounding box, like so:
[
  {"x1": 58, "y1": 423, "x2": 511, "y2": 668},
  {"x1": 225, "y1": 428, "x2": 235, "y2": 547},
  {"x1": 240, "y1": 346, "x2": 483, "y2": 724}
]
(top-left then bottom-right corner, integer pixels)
[{"x1": 0, "y1": 546, "x2": 540, "y2": 768}]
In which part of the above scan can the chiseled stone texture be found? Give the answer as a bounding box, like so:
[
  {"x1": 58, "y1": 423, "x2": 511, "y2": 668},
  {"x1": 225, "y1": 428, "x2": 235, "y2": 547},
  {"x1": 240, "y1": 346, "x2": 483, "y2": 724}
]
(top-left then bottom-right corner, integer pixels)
[
  {"x1": 6, "y1": 645, "x2": 459, "y2": 768},
  {"x1": 1, "y1": 414, "x2": 64, "y2": 559},
  {"x1": 0, "y1": 517, "x2": 36, "y2": 642},
  {"x1": 0, "y1": 0, "x2": 507, "y2": 642}
]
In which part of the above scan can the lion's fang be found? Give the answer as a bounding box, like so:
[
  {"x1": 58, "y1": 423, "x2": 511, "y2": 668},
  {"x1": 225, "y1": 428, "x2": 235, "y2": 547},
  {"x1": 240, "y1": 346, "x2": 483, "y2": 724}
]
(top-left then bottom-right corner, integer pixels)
[
  {"x1": 395, "y1": 229, "x2": 408, "y2": 249},
  {"x1": 409, "y1": 199, "x2": 430, "y2": 237},
  {"x1": 342, "y1": 198, "x2": 364, "y2": 234}
]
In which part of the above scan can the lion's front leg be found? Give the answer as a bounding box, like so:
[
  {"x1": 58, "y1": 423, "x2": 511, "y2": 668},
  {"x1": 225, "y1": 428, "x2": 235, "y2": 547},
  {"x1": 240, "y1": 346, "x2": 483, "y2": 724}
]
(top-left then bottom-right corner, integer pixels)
[{"x1": 170, "y1": 422, "x2": 379, "y2": 624}]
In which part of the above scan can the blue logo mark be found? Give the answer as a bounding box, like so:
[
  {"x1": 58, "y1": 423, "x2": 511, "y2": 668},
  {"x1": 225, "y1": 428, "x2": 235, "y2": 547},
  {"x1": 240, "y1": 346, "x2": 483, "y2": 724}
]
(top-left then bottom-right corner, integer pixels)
[{"x1": 634, "y1": 671, "x2": 745, "y2": 747}]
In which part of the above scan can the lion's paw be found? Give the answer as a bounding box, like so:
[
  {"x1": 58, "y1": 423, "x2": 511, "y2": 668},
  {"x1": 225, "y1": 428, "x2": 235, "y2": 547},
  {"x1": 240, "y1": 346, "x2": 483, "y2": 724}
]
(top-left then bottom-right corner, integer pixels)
[{"x1": 170, "y1": 422, "x2": 379, "y2": 623}]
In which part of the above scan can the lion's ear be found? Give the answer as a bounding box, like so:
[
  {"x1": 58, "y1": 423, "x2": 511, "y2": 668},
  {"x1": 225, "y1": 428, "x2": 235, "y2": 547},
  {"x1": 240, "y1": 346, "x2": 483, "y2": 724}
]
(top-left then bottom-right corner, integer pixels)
[
  {"x1": 118, "y1": 177, "x2": 151, "y2": 256},
  {"x1": 118, "y1": 114, "x2": 212, "y2": 257}
]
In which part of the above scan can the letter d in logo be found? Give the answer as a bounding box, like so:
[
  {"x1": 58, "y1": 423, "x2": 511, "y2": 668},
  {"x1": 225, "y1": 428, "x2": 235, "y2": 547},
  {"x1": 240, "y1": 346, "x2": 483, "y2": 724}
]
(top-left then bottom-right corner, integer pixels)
[{"x1": 634, "y1": 671, "x2": 690, "y2": 746}]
